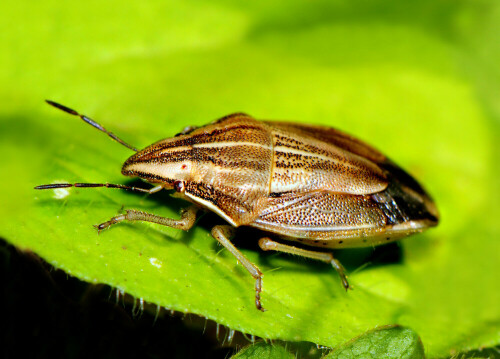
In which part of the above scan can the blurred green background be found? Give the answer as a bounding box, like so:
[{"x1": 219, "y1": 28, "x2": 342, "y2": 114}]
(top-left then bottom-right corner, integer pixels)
[{"x1": 1, "y1": 1, "x2": 499, "y2": 358}]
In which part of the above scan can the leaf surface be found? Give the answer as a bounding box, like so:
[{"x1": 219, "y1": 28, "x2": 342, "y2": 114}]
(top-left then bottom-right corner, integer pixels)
[{"x1": 325, "y1": 326, "x2": 425, "y2": 359}]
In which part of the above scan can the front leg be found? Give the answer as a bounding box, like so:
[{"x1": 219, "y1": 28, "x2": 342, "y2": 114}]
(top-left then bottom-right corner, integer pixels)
[{"x1": 95, "y1": 205, "x2": 199, "y2": 232}]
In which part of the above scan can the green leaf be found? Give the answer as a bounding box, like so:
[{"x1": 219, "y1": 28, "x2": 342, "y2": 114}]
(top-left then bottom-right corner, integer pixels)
[
  {"x1": 1, "y1": 1, "x2": 499, "y2": 358},
  {"x1": 324, "y1": 325, "x2": 425, "y2": 359},
  {"x1": 231, "y1": 342, "x2": 294, "y2": 359}
]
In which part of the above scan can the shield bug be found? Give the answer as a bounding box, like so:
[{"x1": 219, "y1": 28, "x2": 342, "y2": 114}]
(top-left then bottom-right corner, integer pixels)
[{"x1": 36, "y1": 100, "x2": 439, "y2": 311}]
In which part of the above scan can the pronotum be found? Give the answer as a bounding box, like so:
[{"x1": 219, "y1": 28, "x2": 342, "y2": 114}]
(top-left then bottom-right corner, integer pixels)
[{"x1": 36, "y1": 100, "x2": 439, "y2": 311}]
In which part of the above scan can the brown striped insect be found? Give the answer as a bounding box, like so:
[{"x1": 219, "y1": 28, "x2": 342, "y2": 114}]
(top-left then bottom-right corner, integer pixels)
[{"x1": 36, "y1": 100, "x2": 439, "y2": 311}]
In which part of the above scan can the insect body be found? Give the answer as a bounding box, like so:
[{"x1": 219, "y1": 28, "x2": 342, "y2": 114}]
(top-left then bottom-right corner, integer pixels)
[{"x1": 37, "y1": 101, "x2": 439, "y2": 311}]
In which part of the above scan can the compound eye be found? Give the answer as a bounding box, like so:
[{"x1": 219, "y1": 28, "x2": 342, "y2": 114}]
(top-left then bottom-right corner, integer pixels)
[{"x1": 173, "y1": 180, "x2": 185, "y2": 193}]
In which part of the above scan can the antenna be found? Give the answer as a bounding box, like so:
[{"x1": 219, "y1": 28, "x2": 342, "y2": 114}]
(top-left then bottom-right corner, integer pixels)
[
  {"x1": 35, "y1": 183, "x2": 156, "y2": 193},
  {"x1": 45, "y1": 100, "x2": 138, "y2": 152}
]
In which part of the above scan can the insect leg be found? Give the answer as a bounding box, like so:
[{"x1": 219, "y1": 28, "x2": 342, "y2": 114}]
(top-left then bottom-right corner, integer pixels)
[
  {"x1": 258, "y1": 237, "x2": 350, "y2": 291},
  {"x1": 95, "y1": 205, "x2": 199, "y2": 232},
  {"x1": 211, "y1": 225, "x2": 265, "y2": 312}
]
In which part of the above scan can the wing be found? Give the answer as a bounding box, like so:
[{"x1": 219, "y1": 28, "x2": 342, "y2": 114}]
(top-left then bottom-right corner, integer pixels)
[
  {"x1": 267, "y1": 122, "x2": 437, "y2": 216},
  {"x1": 250, "y1": 122, "x2": 438, "y2": 247},
  {"x1": 252, "y1": 191, "x2": 387, "y2": 245},
  {"x1": 251, "y1": 185, "x2": 437, "y2": 248},
  {"x1": 265, "y1": 121, "x2": 389, "y2": 196},
  {"x1": 267, "y1": 122, "x2": 387, "y2": 164}
]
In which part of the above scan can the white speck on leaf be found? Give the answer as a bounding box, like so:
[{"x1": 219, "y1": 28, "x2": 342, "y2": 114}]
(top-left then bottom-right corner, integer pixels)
[
  {"x1": 150, "y1": 257, "x2": 162, "y2": 269},
  {"x1": 53, "y1": 187, "x2": 69, "y2": 199}
]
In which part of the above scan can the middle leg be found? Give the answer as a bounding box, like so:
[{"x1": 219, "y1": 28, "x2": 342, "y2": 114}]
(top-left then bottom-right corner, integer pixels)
[{"x1": 211, "y1": 225, "x2": 265, "y2": 311}]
